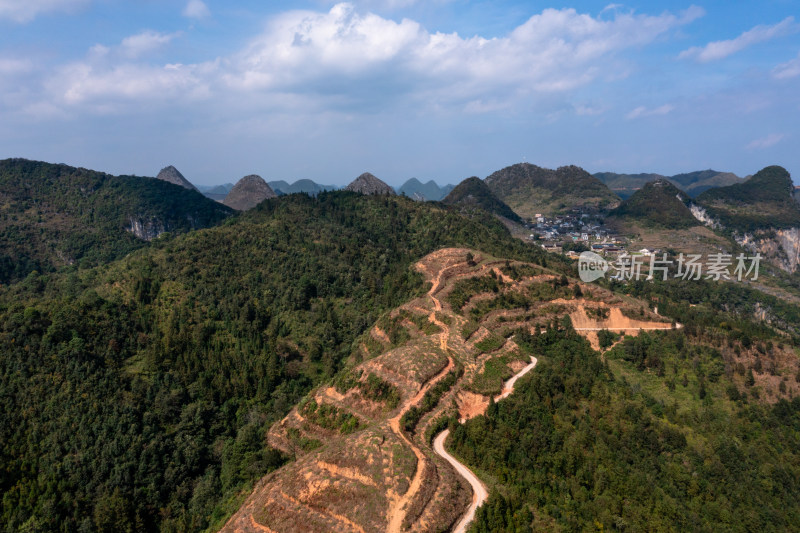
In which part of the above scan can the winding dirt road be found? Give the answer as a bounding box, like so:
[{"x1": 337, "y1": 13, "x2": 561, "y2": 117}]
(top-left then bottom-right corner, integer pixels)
[
  {"x1": 386, "y1": 262, "x2": 455, "y2": 533},
  {"x1": 433, "y1": 356, "x2": 538, "y2": 533},
  {"x1": 432, "y1": 429, "x2": 487, "y2": 533}
]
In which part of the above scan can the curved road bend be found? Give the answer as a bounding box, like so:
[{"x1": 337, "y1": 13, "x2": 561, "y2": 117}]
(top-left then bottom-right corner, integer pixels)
[{"x1": 433, "y1": 356, "x2": 538, "y2": 533}]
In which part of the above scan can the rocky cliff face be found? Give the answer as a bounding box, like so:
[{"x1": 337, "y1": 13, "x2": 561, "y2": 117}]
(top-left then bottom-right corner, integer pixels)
[
  {"x1": 736, "y1": 228, "x2": 800, "y2": 273},
  {"x1": 127, "y1": 217, "x2": 169, "y2": 241},
  {"x1": 689, "y1": 202, "x2": 718, "y2": 228}
]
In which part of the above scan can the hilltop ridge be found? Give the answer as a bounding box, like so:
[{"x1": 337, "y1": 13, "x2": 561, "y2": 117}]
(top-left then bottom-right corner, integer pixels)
[
  {"x1": 223, "y1": 174, "x2": 277, "y2": 211},
  {"x1": 345, "y1": 172, "x2": 396, "y2": 195},
  {"x1": 485, "y1": 163, "x2": 620, "y2": 217}
]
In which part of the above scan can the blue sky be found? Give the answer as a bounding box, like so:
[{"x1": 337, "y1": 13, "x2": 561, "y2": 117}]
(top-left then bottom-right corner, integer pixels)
[{"x1": 1, "y1": 1, "x2": 799, "y2": 187}]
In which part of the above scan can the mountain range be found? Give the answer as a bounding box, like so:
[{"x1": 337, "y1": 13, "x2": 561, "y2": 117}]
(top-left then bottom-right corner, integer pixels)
[
  {"x1": 199, "y1": 177, "x2": 454, "y2": 201},
  {"x1": 2, "y1": 157, "x2": 800, "y2": 532},
  {"x1": 595, "y1": 169, "x2": 744, "y2": 199},
  {"x1": 397, "y1": 178, "x2": 455, "y2": 200}
]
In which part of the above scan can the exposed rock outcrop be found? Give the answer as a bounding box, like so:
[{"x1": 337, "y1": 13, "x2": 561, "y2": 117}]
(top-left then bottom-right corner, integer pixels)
[
  {"x1": 735, "y1": 228, "x2": 800, "y2": 273},
  {"x1": 127, "y1": 217, "x2": 169, "y2": 241},
  {"x1": 689, "y1": 202, "x2": 718, "y2": 228}
]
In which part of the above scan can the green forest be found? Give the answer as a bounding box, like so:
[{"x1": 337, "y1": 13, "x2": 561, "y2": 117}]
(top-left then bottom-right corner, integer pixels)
[{"x1": 0, "y1": 159, "x2": 233, "y2": 284}]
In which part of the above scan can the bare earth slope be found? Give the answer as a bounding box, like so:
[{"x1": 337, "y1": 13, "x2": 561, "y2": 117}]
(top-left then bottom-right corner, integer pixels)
[{"x1": 221, "y1": 248, "x2": 680, "y2": 532}]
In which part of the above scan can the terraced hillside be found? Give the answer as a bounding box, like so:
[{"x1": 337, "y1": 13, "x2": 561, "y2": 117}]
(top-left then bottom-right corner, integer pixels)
[{"x1": 221, "y1": 248, "x2": 676, "y2": 532}]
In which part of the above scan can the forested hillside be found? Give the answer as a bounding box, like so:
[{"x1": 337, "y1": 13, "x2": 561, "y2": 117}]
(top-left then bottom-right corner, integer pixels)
[
  {"x1": 442, "y1": 176, "x2": 522, "y2": 223},
  {"x1": 485, "y1": 163, "x2": 620, "y2": 217},
  {"x1": 0, "y1": 192, "x2": 547, "y2": 532},
  {"x1": 0, "y1": 159, "x2": 233, "y2": 284},
  {"x1": 447, "y1": 276, "x2": 800, "y2": 532},
  {"x1": 607, "y1": 179, "x2": 700, "y2": 229},
  {"x1": 696, "y1": 166, "x2": 800, "y2": 232}
]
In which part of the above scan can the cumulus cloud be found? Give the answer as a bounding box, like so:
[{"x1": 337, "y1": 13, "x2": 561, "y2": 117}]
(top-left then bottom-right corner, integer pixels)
[
  {"x1": 574, "y1": 103, "x2": 606, "y2": 116},
  {"x1": 625, "y1": 104, "x2": 674, "y2": 119},
  {"x1": 746, "y1": 133, "x2": 784, "y2": 149},
  {"x1": 43, "y1": 31, "x2": 208, "y2": 110},
  {"x1": 680, "y1": 17, "x2": 799, "y2": 62},
  {"x1": 182, "y1": 0, "x2": 210, "y2": 20},
  {"x1": 121, "y1": 31, "x2": 180, "y2": 58},
  {"x1": 0, "y1": 0, "x2": 90, "y2": 23},
  {"x1": 40, "y1": 3, "x2": 702, "y2": 115},
  {"x1": 54, "y1": 61, "x2": 216, "y2": 108},
  {"x1": 773, "y1": 52, "x2": 800, "y2": 79},
  {"x1": 226, "y1": 3, "x2": 702, "y2": 98},
  {"x1": 0, "y1": 58, "x2": 33, "y2": 74}
]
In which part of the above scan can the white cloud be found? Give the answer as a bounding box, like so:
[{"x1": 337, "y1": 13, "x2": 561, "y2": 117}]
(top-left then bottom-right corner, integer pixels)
[
  {"x1": 746, "y1": 133, "x2": 784, "y2": 149},
  {"x1": 773, "y1": 52, "x2": 800, "y2": 79},
  {"x1": 182, "y1": 0, "x2": 210, "y2": 20},
  {"x1": 626, "y1": 104, "x2": 674, "y2": 119},
  {"x1": 574, "y1": 103, "x2": 606, "y2": 116},
  {"x1": 39, "y1": 3, "x2": 702, "y2": 115},
  {"x1": 226, "y1": 3, "x2": 702, "y2": 99},
  {"x1": 121, "y1": 31, "x2": 180, "y2": 58},
  {"x1": 54, "y1": 61, "x2": 216, "y2": 108},
  {"x1": 679, "y1": 17, "x2": 799, "y2": 63},
  {"x1": 0, "y1": 58, "x2": 33, "y2": 74},
  {"x1": 600, "y1": 4, "x2": 624, "y2": 15},
  {"x1": 0, "y1": 0, "x2": 90, "y2": 23}
]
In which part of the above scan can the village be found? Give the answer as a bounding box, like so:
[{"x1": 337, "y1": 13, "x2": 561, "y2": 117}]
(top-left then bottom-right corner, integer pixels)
[{"x1": 523, "y1": 210, "x2": 659, "y2": 259}]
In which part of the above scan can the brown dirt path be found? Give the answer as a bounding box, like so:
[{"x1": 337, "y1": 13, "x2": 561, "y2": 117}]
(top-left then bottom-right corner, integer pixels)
[{"x1": 386, "y1": 258, "x2": 457, "y2": 533}]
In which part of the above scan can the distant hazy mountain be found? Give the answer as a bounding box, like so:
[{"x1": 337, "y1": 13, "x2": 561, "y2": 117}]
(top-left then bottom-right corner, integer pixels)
[
  {"x1": 485, "y1": 163, "x2": 620, "y2": 218},
  {"x1": 199, "y1": 184, "x2": 233, "y2": 201},
  {"x1": 269, "y1": 179, "x2": 338, "y2": 196},
  {"x1": 156, "y1": 165, "x2": 198, "y2": 191},
  {"x1": 696, "y1": 166, "x2": 800, "y2": 231},
  {"x1": 0, "y1": 158, "x2": 233, "y2": 283},
  {"x1": 442, "y1": 176, "x2": 522, "y2": 223},
  {"x1": 223, "y1": 175, "x2": 277, "y2": 211},
  {"x1": 396, "y1": 178, "x2": 454, "y2": 201},
  {"x1": 595, "y1": 169, "x2": 743, "y2": 199},
  {"x1": 345, "y1": 172, "x2": 395, "y2": 195},
  {"x1": 607, "y1": 179, "x2": 700, "y2": 229}
]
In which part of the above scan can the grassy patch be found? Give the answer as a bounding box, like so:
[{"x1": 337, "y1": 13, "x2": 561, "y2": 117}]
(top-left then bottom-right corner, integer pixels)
[
  {"x1": 401, "y1": 365, "x2": 463, "y2": 434},
  {"x1": 461, "y1": 320, "x2": 479, "y2": 340},
  {"x1": 333, "y1": 367, "x2": 363, "y2": 394},
  {"x1": 447, "y1": 275, "x2": 500, "y2": 312},
  {"x1": 500, "y1": 262, "x2": 541, "y2": 281},
  {"x1": 468, "y1": 290, "x2": 531, "y2": 321},
  {"x1": 474, "y1": 334, "x2": 505, "y2": 353},
  {"x1": 358, "y1": 373, "x2": 401, "y2": 409},
  {"x1": 468, "y1": 351, "x2": 528, "y2": 396},
  {"x1": 299, "y1": 400, "x2": 363, "y2": 434},
  {"x1": 287, "y1": 427, "x2": 322, "y2": 451}
]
